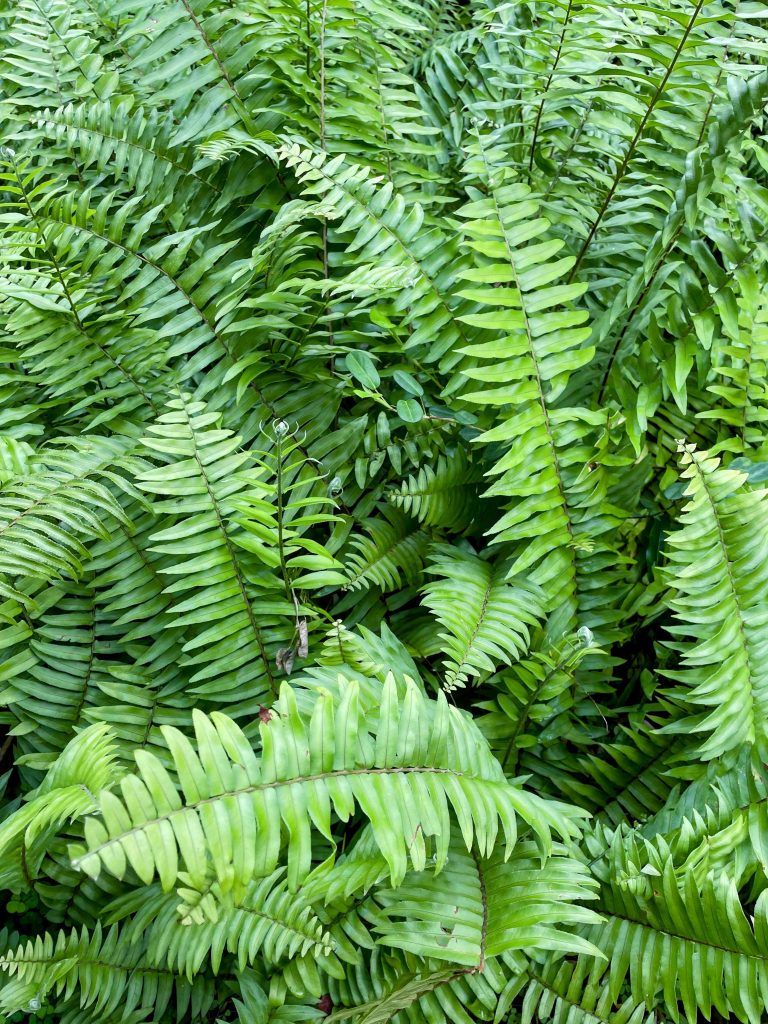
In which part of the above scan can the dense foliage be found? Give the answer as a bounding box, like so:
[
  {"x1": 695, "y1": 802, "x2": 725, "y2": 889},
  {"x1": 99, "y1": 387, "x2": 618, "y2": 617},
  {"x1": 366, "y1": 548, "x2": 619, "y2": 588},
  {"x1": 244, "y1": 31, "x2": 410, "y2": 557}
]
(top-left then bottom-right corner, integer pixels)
[{"x1": 0, "y1": 0, "x2": 767, "y2": 1021}]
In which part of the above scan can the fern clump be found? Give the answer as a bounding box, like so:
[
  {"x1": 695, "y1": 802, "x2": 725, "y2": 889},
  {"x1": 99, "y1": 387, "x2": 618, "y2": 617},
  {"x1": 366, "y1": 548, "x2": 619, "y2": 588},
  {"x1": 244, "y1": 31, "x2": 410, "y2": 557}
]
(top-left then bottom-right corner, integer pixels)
[{"x1": 1, "y1": 1, "x2": 768, "y2": 1022}]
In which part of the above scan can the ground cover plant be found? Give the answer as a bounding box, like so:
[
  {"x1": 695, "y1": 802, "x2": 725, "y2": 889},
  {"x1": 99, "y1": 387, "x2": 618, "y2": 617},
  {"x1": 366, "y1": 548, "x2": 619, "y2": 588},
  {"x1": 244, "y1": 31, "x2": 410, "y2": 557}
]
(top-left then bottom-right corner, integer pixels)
[{"x1": 0, "y1": 0, "x2": 767, "y2": 1021}]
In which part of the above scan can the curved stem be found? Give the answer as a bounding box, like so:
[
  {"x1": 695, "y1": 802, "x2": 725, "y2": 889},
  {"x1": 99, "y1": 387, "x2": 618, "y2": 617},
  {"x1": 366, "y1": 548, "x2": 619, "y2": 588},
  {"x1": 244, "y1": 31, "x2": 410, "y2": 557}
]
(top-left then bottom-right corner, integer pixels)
[
  {"x1": 528, "y1": 0, "x2": 574, "y2": 176},
  {"x1": 567, "y1": 0, "x2": 706, "y2": 281}
]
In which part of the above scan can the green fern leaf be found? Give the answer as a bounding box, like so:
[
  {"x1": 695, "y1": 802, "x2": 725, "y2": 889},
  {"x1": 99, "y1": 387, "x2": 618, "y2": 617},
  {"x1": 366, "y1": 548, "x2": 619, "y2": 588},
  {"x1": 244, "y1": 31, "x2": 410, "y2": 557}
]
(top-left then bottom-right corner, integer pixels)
[
  {"x1": 345, "y1": 508, "x2": 429, "y2": 592},
  {"x1": 663, "y1": 443, "x2": 768, "y2": 757},
  {"x1": 421, "y1": 544, "x2": 544, "y2": 690},
  {"x1": 71, "y1": 676, "x2": 585, "y2": 891}
]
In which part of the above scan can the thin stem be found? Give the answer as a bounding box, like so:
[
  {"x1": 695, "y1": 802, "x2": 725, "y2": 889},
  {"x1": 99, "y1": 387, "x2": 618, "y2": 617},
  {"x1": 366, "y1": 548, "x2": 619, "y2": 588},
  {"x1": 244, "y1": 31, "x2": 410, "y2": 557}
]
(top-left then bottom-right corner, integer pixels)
[
  {"x1": 274, "y1": 432, "x2": 293, "y2": 602},
  {"x1": 528, "y1": 0, "x2": 574, "y2": 176},
  {"x1": 567, "y1": 0, "x2": 706, "y2": 281}
]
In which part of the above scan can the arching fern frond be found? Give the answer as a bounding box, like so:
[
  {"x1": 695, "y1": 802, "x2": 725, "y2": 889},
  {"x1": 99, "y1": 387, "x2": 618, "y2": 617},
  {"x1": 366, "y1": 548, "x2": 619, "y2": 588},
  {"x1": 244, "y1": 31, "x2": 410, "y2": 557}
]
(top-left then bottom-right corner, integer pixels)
[
  {"x1": 455, "y1": 125, "x2": 604, "y2": 616},
  {"x1": 0, "y1": 437, "x2": 133, "y2": 606},
  {"x1": 106, "y1": 867, "x2": 334, "y2": 979},
  {"x1": 276, "y1": 139, "x2": 471, "y2": 367},
  {"x1": 344, "y1": 507, "x2": 429, "y2": 592},
  {"x1": 0, "y1": 723, "x2": 118, "y2": 893},
  {"x1": 71, "y1": 676, "x2": 585, "y2": 892},
  {"x1": 0, "y1": 921, "x2": 210, "y2": 1021},
  {"x1": 581, "y1": 856, "x2": 768, "y2": 1024},
  {"x1": 421, "y1": 544, "x2": 544, "y2": 691},
  {"x1": 518, "y1": 957, "x2": 654, "y2": 1024},
  {"x1": 370, "y1": 834, "x2": 600, "y2": 966},
  {"x1": 387, "y1": 451, "x2": 483, "y2": 531},
  {"x1": 0, "y1": 160, "x2": 246, "y2": 383},
  {"x1": 700, "y1": 267, "x2": 768, "y2": 450},
  {"x1": 1, "y1": 589, "x2": 106, "y2": 761},
  {"x1": 136, "y1": 395, "x2": 285, "y2": 702},
  {"x1": 34, "y1": 101, "x2": 221, "y2": 212},
  {"x1": 576, "y1": 723, "x2": 684, "y2": 828},
  {"x1": 111, "y1": 0, "x2": 263, "y2": 146},
  {"x1": 662, "y1": 442, "x2": 768, "y2": 758}
]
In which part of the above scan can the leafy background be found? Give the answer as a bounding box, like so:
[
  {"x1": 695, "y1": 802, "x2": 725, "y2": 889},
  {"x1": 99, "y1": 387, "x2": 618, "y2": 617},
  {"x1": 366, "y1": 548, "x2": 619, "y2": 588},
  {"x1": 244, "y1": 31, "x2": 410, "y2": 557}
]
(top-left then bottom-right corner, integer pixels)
[{"x1": 0, "y1": 0, "x2": 768, "y2": 1022}]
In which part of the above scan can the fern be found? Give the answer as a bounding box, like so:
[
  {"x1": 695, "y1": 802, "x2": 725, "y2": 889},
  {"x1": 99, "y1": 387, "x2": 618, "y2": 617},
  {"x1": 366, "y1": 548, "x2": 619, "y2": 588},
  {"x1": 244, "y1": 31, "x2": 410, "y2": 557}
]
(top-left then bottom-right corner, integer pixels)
[
  {"x1": 387, "y1": 451, "x2": 482, "y2": 531},
  {"x1": 580, "y1": 854, "x2": 768, "y2": 1024},
  {"x1": 0, "y1": 438, "x2": 134, "y2": 605},
  {"x1": 421, "y1": 544, "x2": 544, "y2": 691},
  {"x1": 663, "y1": 443, "x2": 768, "y2": 758},
  {"x1": 455, "y1": 128, "x2": 603, "y2": 619},
  {"x1": 0, "y1": 922, "x2": 211, "y2": 1020},
  {"x1": 369, "y1": 834, "x2": 600, "y2": 965},
  {"x1": 344, "y1": 507, "x2": 429, "y2": 592},
  {"x1": 70, "y1": 676, "x2": 583, "y2": 891},
  {"x1": 1, "y1": 1, "x2": 768, "y2": 1021}
]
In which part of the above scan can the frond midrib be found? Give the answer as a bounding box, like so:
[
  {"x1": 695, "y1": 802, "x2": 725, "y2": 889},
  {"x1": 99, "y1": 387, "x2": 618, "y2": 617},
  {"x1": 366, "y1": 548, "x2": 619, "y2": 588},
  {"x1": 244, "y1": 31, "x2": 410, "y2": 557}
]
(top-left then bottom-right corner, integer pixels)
[
  {"x1": 78, "y1": 764, "x2": 471, "y2": 861},
  {"x1": 600, "y1": 907, "x2": 768, "y2": 961}
]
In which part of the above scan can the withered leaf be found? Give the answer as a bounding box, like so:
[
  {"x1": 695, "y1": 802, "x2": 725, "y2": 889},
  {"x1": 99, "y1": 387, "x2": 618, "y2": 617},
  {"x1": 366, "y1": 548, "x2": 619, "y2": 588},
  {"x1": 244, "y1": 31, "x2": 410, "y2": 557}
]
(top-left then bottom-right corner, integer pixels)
[
  {"x1": 276, "y1": 647, "x2": 295, "y2": 675},
  {"x1": 297, "y1": 618, "x2": 309, "y2": 659}
]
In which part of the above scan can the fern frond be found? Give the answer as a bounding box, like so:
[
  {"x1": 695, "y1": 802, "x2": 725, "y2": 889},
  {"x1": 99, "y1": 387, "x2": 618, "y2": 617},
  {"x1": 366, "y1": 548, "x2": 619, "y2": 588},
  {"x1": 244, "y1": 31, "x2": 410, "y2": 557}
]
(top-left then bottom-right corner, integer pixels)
[
  {"x1": 1, "y1": 589, "x2": 106, "y2": 760},
  {"x1": 324, "y1": 945, "x2": 521, "y2": 1024},
  {"x1": 345, "y1": 508, "x2": 429, "y2": 592},
  {"x1": 387, "y1": 451, "x2": 482, "y2": 531},
  {"x1": 577, "y1": 725, "x2": 684, "y2": 827},
  {"x1": 519, "y1": 957, "x2": 654, "y2": 1024},
  {"x1": 136, "y1": 395, "x2": 288, "y2": 701},
  {"x1": 663, "y1": 443, "x2": 768, "y2": 757},
  {"x1": 370, "y1": 834, "x2": 600, "y2": 966},
  {"x1": 0, "y1": 160, "x2": 245, "y2": 383},
  {"x1": 35, "y1": 101, "x2": 221, "y2": 210},
  {"x1": 700, "y1": 267, "x2": 768, "y2": 449},
  {"x1": 110, "y1": 0, "x2": 264, "y2": 146},
  {"x1": 0, "y1": 437, "x2": 132, "y2": 604},
  {"x1": 421, "y1": 544, "x2": 543, "y2": 691},
  {"x1": 276, "y1": 139, "x2": 471, "y2": 367},
  {"x1": 565, "y1": 0, "x2": 717, "y2": 281},
  {"x1": 0, "y1": 921, "x2": 209, "y2": 1020},
  {"x1": 71, "y1": 676, "x2": 585, "y2": 892},
  {"x1": 582, "y1": 857, "x2": 768, "y2": 1024},
  {"x1": 0, "y1": 723, "x2": 118, "y2": 893},
  {"x1": 453, "y1": 127, "x2": 630, "y2": 649},
  {"x1": 107, "y1": 866, "x2": 334, "y2": 979},
  {"x1": 477, "y1": 630, "x2": 596, "y2": 777}
]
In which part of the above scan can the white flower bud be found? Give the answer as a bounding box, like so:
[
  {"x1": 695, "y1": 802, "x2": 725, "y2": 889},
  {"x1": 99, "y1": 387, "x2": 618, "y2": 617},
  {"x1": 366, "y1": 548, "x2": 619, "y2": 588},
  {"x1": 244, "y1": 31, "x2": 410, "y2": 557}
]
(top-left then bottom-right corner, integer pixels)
[{"x1": 577, "y1": 626, "x2": 594, "y2": 648}]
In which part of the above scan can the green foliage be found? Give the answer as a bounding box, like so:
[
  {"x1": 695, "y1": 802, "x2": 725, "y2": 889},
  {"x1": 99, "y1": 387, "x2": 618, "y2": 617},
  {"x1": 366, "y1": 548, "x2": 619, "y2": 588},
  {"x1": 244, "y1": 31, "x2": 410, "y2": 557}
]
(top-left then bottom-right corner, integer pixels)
[
  {"x1": 0, "y1": 1, "x2": 767, "y2": 1023},
  {"x1": 71, "y1": 678, "x2": 579, "y2": 892},
  {"x1": 663, "y1": 444, "x2": 768, "y2": 758},
  {"x1": 421, "y1": 544, "x2": 544, "y2": 691}
]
